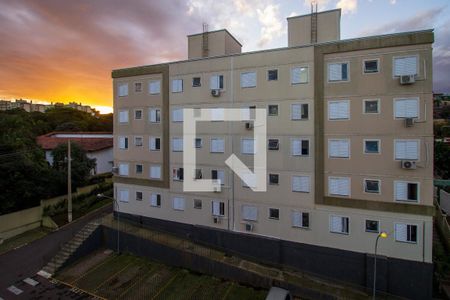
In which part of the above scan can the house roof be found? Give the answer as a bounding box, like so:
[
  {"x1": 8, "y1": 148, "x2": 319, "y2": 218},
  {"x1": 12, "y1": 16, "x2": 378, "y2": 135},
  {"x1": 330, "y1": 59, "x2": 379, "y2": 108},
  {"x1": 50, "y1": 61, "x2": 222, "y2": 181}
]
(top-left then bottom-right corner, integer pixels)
[{"x1": 36, "y1": 132, "x2": 113, "y2": 152}]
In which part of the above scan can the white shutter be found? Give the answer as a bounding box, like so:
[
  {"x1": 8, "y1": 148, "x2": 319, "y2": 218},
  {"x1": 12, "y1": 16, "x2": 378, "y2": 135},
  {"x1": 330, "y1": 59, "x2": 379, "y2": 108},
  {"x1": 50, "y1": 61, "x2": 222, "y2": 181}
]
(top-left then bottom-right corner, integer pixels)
[
  {"x1": 149, "y1": 80, "x2": 161, "y2": 94},
  {"x1": 328, "y1": 64, "x2": 342, "y2": 81},
  {"x1": 210, "y1": 75, "x2": 219, "y2": 89},
  {"x1": 150, "y1": 165, "x2": 161, "y2": 179},
  {"x1": 173, "y1": 197, "x2": 185, "y2": 210},
  {"x1": 172, "y1": 79, "x2": 183, "y2": 93},
  {"x1": 329, "y1": 140, "x2": 349, "y2": 158},
  {"x1": 149, "y1": 137, "x2": 156, "y2": 150},
  {"x1": 291, "y1": 139, "x2": 301, "y2": 156},
  {"x1": 119, "y1": 137, "x2": 127, "y2": 149},
  {"x1": 292, "y1": 176, "x2": 310, "y2": 192},
  {"x1": 241, "y1": 139, "x2": 255, "y2": 154},
  {"x1": 395, "y1": 223, "x2": 408, "y2": 242},
  {"x1": 150, "y1": 194, "x2": 160, "y2": 206},
  {"x1": 119, "y1": 110, "x2": 129, "y2": 123},
  {"x1": 217, "y1": 170, "x2": 225, "y2": 185},
  {"x1": 328, "y1": 101, "x2": 349, "y2": 120},
  {"x1": 291, "y1": 104, "x2": 302, "y2": 120},
  {"x1": 211, "y1": 108, "x2": 224, "y2": 121},
  {"x1": 241, "y1": 72, "x2": 256, "y2": 88},
  {"x1": 292, "y1": 212, "x2": 302, "y2": 227},
  {"x1": 119, "y1": 163, "x2": 129, "y2": 176},
  {"x1": 394, "y1": 56, "x2": 417, "y2": 76},
  {"x1": 242, "y1": 205, "x2": 257, "y2": 221},
  {"x1": 211, "y1": 138, "x2": 224, "y2": 153},
  {"x1": 330, "y1": 216, "x2": 343, "y2": 232},
  {"x1": 291, "y1": 67, "x2": 308, "y2": 84},
  {"x1": 118, "y1": 84, "x2": 128, "y2": 97},
  {"x1": 395, "y1": 140, "x2": 419, "y2": 160},
  {"x1": 329, "y1": 177, "x2": 350, "y2": 196},
  {"x1": 149, "y1": 109, "x2": 157, "y2": 123},
  {"x1": 119, "y1": 189, "x2": 129, "y2": 202},
  {"x1": 394, "y1": 99, "x2": 419, "y2": 118},
  {"x1": 172, "y1": 138, "x2": 183, "y2": 152},
  {"x1": 172, "y1": 108, "x2": 183, "y2": 122},
  {"x1": 395, "y1": 181, "x2": 408, "y2": 201},
  {"x1": 212, "y1": 201, "x2": 221, "y2": 216}
]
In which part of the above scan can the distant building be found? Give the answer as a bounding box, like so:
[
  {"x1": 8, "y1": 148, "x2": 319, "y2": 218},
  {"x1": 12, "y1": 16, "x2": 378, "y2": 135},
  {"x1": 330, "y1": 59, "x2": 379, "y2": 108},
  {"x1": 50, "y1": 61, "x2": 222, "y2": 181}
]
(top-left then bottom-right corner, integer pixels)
[
  {"x1": 0, "y1": 99, "x2": 100, "y2": 116},
  {"x1": 36, "y1": 132, "x2": 113, "y2": 174}
]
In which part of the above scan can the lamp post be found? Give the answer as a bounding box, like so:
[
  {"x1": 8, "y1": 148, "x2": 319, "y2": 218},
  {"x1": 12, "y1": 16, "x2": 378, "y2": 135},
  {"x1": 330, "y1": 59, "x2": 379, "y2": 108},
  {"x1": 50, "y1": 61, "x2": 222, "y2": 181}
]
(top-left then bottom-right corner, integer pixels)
[
  {"x1": 97, "y1": 193, "x2": 120, "y2": 254},
  {"x1": 373, "y1": 231, "x2": 388, "y2": 300}
]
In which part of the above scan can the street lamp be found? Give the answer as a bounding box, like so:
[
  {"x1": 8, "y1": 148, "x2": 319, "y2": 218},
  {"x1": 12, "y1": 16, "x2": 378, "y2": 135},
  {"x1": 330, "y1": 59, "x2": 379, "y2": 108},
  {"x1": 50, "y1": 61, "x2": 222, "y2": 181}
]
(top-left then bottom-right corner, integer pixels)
[
  {"x1": 373, "y1": 231, "x2": 388, "y2": 300},
  {"x1": 97, "y1": 193, "x2": 120, "y2": 254}
]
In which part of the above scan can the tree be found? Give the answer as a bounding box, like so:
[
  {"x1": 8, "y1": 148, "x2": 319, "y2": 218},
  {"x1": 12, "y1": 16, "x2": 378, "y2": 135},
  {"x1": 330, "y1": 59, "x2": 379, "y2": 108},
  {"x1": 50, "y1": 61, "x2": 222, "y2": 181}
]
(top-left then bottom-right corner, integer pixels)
[
  {"x1": 52, "y1": 142, "x2": 96, "y2": 191},
  {"x1": 435, "y1": 141, "x2": 450, "y2": 179}
]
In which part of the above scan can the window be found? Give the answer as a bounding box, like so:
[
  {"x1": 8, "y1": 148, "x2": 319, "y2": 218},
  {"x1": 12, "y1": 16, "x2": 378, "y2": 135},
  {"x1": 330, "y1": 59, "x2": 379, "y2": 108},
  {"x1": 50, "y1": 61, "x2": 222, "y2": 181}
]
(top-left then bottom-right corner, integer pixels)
[
  {"x1": 328, "y1": 100, "x2": 349, "y2": 120},
  {"x1": 268, "y1": 139, "x2": 279, "y2": 150},
  {"x1": 291, "y1": 103, "x2": 309, "y2": 120},
  {"x1": 364, "y1": 179, "x2": 380, "y2": 194},
  {"x1": 291, "y1": 139, "x2": 309, "y2": 156},
  {"x1": 364, "y1": 140, "x2": 380, "y2": 154},
  {"x1": 269, "y1": 174, "x2": 279, "y2": 185},
  {"x1": 118, "y1": 136, "x2": 128, "y2": 150},
  {"x1": 192, "y1": 77, "x2": 201, "y2": 87},
  {"x1": 211, "y1": 108, "x2": 224, "y2": 121},
  {"x1": 150, "y1": 193, "x2": 161, "y2": 207},
  {"x1": 241, "y1": 138, "x2": 255, "y2": 154},
  {"x1": 330, "y1": 215, "x2": 349, "y2": 234},
  {"x1": 393, "y1": 56, "x2": 418, "y2": 77},
  {"x1": 211, "y1": 170, "x2": 225, "y2": 185},
  {"x1": 118, "y1": 83, "x2": 128, "y2": 97},
  {"x1": 212, "y1": 201, "x2": 225, "y2": 216},
  {"x1": 172, "y1": 167, "x2": 184, "y2": 181},
  {"x1": 172, "y1": 138, "x2": 183, "y2": 152},
  {"x1": 328, "y1": 63, "x2": 349, "y2": 82},
  {"x1": 292, "y1": 212, "x2": 309, "y2": 228},
  {"x1": 134, "y1": 136, "x2": 143, "y2": 147},
  {"x1": 365, "y1": 220, "x2": 379, "y2": 233},
  {"x1": 149, "y1": 137, "x2": 160, "y2": 151},
  {"x1": 329, "y1": 177, "x2": 350, "y2": 196},
  {"x1": 328, "y1": 139, "x2": 350, "y2": 158},
  {"x1": 118, "y1": 163, "x2": 129, "y2": 176},
  {"x1": 149, "y1": 108, "x2": 161, "y2": 123},
  {"x1": 395, "y1": 223, "x2": 417, "y2": 243},
  {"x1": 394, "y1": 98, "x2": 419, "y2": 118},
  {"x1": 173, "y1": 197, "x2": 185, "y2": 211},
  {"x1": 149, "y1": 165, "x2": 161, "y2": 179},
  {"x1": 267, "y1": 69, "x2": 278, "y2": 81},
  {"x1": 134, "y1": 109, "x2": 143, "y2": 120},
  {"x1": 291, "y1": 67, "x2": 308, "y2": 84},
  {"x1": 134, "y1": 82, "x2": 143, "y2": 92},
  {"x1": 172, "y1": 108, "x2": 183, "y2": 122},
  {"x1": 194, "y1": 169, "x2": 203, "y2": 180},
  {"x1": 210, "y1": 74, "x2": 224, "y2": 90},
  {"x1": 395, "y1": 181, "x2": 419, "y2": 202},
  {"x1": 395, "y1": 140, "x2": 419, "y2": 160},
  {"x1": 195, "y1": 138, "x2": 202, "y2": 148},
  {"x1": 292, "y1": 176, "x2": 310, "y2": 193},
  {"x1": 363, "y1": 59, "x2": 379, "y2": 74},
  {"x1": 210, "y1": 138, "x2": 225, "y2": 153},
  {"x1": 269, "y1": 208, "x2": 279, "y2": 220},
  {"x1": 149, "y1": 80, "x2": 161, "y2": 95},
  {"x1": 363, "y1": 99, "x2": 380, "y2": 114},
  {"x1": 118, "y1": 189, "x2": 129, "y2": 203},
  {"x1": 172, "y1": 79, "x2": 183, "y2": 93},
  {"x1": 242, "y1": 205, "x2": 257, "y2": 221},
  {"x1": 136, "y1": 191, "x2": 143, "y2": 201},
  {"x1": 119, "y1": 110, "x2": 129, "y2": 123},
  {"x1": 135, "y1": 164, "x2": 143, "y2": 174},
  {"x1": 241, "y1": 72, "x2": 257, "y2": 88},
  {"x1": 268, "y1": 105, "x2": 278, "y2": 116},
  {"x1": 194, "y1": 199, "x2": 202, "y2": 209}
]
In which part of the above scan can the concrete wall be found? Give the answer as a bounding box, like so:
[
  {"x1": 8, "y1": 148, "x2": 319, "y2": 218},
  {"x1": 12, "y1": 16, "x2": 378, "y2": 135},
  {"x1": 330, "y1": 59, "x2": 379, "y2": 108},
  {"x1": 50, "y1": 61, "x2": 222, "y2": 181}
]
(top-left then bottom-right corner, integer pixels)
[{"x1": 0, "y1": 206, "x2": 42, "y2": 240}]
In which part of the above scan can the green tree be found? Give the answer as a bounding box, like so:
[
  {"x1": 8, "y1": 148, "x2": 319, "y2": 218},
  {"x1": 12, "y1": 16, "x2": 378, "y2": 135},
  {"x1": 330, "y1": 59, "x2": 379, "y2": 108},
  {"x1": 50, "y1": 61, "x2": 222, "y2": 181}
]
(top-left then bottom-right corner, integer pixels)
[
  {"x1": 51, "y1": 142, "x2": 96, "y2": 190},
  {"x1": 435, "y1": 141, "x2": 450, "y2": 179}
]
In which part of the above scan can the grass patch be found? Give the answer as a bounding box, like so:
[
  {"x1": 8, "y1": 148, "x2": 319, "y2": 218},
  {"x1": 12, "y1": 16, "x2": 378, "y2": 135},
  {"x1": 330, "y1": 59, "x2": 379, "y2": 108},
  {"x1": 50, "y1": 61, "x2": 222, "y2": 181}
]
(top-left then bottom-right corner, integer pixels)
[{"x1": 0, "y1": 227, "x2": 49, "y2": 254}]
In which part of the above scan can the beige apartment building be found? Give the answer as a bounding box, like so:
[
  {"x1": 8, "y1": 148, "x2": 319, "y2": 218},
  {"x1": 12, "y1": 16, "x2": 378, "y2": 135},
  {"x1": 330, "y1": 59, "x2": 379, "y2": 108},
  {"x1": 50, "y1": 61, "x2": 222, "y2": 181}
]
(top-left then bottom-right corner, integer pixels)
[{"x1": 112, "y1": 9, "x2": 434, "y2": 299}]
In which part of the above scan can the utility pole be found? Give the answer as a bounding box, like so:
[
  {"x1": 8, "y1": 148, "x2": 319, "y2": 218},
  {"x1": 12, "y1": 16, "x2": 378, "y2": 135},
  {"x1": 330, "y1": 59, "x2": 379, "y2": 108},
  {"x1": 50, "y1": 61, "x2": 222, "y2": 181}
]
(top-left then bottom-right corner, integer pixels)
[{"x1": 68, "y1": 140, "x2": 72, "y2": 223}]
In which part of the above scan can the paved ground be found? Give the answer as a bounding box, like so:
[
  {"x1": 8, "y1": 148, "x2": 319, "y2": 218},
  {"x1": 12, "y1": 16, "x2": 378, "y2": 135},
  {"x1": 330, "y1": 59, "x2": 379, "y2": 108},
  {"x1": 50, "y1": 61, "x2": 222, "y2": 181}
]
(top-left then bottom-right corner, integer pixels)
[{"x1": 0, "y1": 204, "x2": 111, "y2": 299}]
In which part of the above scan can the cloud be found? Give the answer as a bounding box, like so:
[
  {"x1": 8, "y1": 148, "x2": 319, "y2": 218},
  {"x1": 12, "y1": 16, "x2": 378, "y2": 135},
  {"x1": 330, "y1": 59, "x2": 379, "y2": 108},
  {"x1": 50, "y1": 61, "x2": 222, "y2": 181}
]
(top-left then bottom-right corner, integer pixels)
[
  {"x1": 257, "y1": 4, "x2": 285, "y2": 47},
  {"x1": 336, "y1": 0, "x2": 358, "y2": 14}
]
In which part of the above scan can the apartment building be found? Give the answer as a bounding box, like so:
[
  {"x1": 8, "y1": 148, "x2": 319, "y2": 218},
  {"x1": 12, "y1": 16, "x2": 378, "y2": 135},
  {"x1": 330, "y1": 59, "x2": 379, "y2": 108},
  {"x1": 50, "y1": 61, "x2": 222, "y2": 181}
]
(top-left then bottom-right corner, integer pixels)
[{"x1": 112, "y1": 9, "x2": 434, "y2": 299}]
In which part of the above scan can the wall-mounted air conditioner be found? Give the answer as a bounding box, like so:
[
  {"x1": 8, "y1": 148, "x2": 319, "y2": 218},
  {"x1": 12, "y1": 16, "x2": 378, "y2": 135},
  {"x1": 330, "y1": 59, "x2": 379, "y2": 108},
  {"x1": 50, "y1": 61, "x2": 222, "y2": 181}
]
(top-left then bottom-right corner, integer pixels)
[
  {"x1": 400, "y1": 75, "x2": 415, "y2": 85},
  {"x1": 211, "y1": 89, "x2": 221, "y2": 97},
  {"x1": 401, "y1": 160, "x2": 417, "y2": 170},
  {"x1": 213, "y1": 216, "x2": 221, "y2": 224},
  {"x1": 405, "y1": 118, "x2": 414, "y2": 127},
  {"x1": 245, "y1": 223, "x2": 254, "y2": 232},
  {"x1": 245, "y1": 122, "x2": 253, "y2": 130}
]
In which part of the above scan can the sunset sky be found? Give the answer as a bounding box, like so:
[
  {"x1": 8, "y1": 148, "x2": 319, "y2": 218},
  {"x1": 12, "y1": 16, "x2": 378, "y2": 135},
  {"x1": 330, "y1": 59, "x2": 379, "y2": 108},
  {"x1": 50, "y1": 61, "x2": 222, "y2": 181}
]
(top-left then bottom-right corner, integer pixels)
[{"x1": 0, "y1": 0, "x2": 449, "y2": 114}]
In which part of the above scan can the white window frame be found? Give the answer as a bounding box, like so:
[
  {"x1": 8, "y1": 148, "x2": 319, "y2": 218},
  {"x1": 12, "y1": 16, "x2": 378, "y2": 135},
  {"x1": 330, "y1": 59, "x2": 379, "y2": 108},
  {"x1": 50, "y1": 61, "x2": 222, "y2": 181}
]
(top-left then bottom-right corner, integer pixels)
[
  {"x1": 291, "y1": 66, "x2": 309, "y2": 85},
  {"x1": 119, "y1": 110, "x2": 129, "y2": 124},
  {"x1": 394, "y1": 181, "x2": 420, "y2": 203},
  {"x1": 328, "y1": 139, "x2": 350, "y2": 159},
  {"x1": 118, "y1": 163, "x2": 129, "y2": 176},
  {"x1": 291, "y1": 175, "x2": 310, "y2": 193},
  {"x1": 172, "y1": 197, "x2": 185, "y2": 211},
  {"x1": 328, "y1": 100, "x2": 350, "y2": 120},
  {"x1": 172, "y1": 137, "x2": 183, "y2": 152},
  {"x1": 135, "y1": 163, "x2": 143, "y2": 174},
  {"x1": 363, "y1": 178, "x2": 381, "y2": 194},
  {"x1": 149, "y1": 165, "x2": 161, "y2": 179},
  {"x1": 327, "y1": 62, "x2": 350, "y2": 83},
  {"x1": 394, "y1": 139, "x2": 420, "y2": 161},
  {"x1": 118, "y1": 136, "x2": 128, "y2": 150},
  {"x1": 362, "y1": 99, "x2": 380, "y2": 114},
  {"x1": 212, "y1": 201, "x2": 225, "y2": 217},
  {"x1": 149, "y1": 136, "x2": 161, "y2": 151},
  {"x1": 134, "y1": 81, "x2": 143, "y2": 93},
  {"x1": 363, "y1": 139, "x2": 381, "y2": 155},
  {"x1": 329, "y1": 215, "x2": 350, "y2": 235},
  {"x1": 134, "y1": 109, "x2": 143, "y2": 120},
  {"x1": 267, "y1": 68, "x2": 279, "y2": 81},
  {"x1": 149, "y1": 108, "x2": 161, "y2": 123},
  {"x1": 392, "y1": 55, "x2": 418, "y2": 78},
  {"x1": 267, "y1": 104, "x2": 279, "y2": 116},
  {"x1": 240, "y1": 71, "x2": 257, "y2": 88},
  {"x1": 328, "y1": 176, "x2": 351, "y2": 197},
  {"x1": 210, "y1": 138, "x2": 225, "y2": 153},
  {"x1": 292, "y1": 211, "x2": 310, "y2": 229},
  {"x1": 118, "y1": 83, "x2": 128, "y2": 97},
  {"x1": 241, "y1": 138, "x2": 256, "y2": 155},
  {"x1": 172, "y1": 107, "x2": 183, "y2": 122},
  {"x1": 291, "y1": 103, "x2": 309, "y2": 120},
  {"x1": 291, "y1": 138, "x2": 310, "y2": 156},
  {"x1": 365, "y1": 219, "x2": 380, "y2": 233},
  {"x1": 268, "y1": 208, "x2": 280, "y2": 220},
  {"x1": 150, "y1": 193, "x2": 161, "y2": 207},
  {"x1": 241, "y1": 205, "x2": 258, "y2": 221},
  {"x1": 149, "y1": 80, "x2": 161, "y2": 95},
  {"x1": 135, "y1": 191, "x2": 143, "y2": 201},
  {"x1": 210, "y1": 74, "x2": 224, "y2": 90},
  {"x1": 212, "y1": 169, "x2": 225, "y2": 186},
  {"x1": 393, "y1": 98, "x2": 419, "y2": 119},
  {"x1": 118, "y1": 189, "x2": 129, "y2": 203},
  {"x1": 171, "y1": 79, "x2": 183, "y2": 93},
  {"x1": 362, "y1": 58, "x2": 380, "y2": 74},
  {"x1": 394, "y1": 223, "x2": 418, "y2": 244},
  {"x1": 134, "y1": 136, "x2": 143, "y2": 147}
]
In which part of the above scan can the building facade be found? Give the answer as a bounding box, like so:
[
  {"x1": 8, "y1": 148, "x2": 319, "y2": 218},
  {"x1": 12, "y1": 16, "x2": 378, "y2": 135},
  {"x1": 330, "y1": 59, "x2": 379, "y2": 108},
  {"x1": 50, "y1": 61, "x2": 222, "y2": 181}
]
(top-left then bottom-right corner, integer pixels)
[{"x1": 112, "y1": 9, "x2": 434, "y2": 299}]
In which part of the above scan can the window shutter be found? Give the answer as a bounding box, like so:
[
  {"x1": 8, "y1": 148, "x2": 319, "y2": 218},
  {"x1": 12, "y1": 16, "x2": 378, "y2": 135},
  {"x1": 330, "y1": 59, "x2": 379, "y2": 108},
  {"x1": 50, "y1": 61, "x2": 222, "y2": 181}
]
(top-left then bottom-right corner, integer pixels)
[
  {"x1": 395, "y1": 181, "x2": 408, "y2": 201},
  {"x1": 241, "y1": 72, "x2": 256, "y2": 88},
  {"x1": 211, "y1": 138, "x2": 225, "y2": 153},
  {"x1": 173, "y1": 197, "x2": 185, "y2": 210},
  {"x1": 149, "y1": 109, "x2": 156, "y2": 122},
  {"x1": 292, "y1": 212, "x2": 301, "y2": 227},
  {"x1": 172, "y1": 108, "x2": 183, "y2": 122},
  {"x1": 149, "y1": 137, "x2": 156, "y2": 150},
  {"x1": 119, "y1": 110, "x2": 129, "y2": 123},
  {"x1": 210, "y1": 75, "x2": 219, "y2": 89},
  {"x1": 118, "y1": 84, "x2": 128, "y2": 97},
  {"x1": 172, "y1": 79, "x2": 183, "y2": 93},
  {"x1": 394, "y1": 99, "x2": 418, "y2": 118},
  {"x1": 119, "y1": 163, "x2": 129, "y2": 176},
  {"x1": 212, "y1": 201, "x2": 221, "y2": 216},
  {"x1": 150, "y1": 194, "x2": 159, "y2": 206},
  {"x1": 172, "y1": 138, "x2": 183, "y2": 152},
  {"x1": 291, "y1": 139, "x2": 301, "y2": 156},
  {"x1": 330, "y1": 216, "x2": 342, "y2": 232},
  {"x1": 150, "y1": 165, "x2": 161, "y2": 179},
  {"x1": 292, "y1": 176, "x2": 310, "y2": 192},
  {"x1": 242, "y1": 139, "x2": 255, "y2": 154},
  {"x1": 394, "y1": 56, "x2": 417, "y2": 76},
  {"x1": 329, "y1": 101, "x2": 349, "y2": 120},
  {"x1": 119, "y1": 189, "x2": 129, "y2": 202},
  {"x1": 395, "y1": 223, "x2": 408, "y2": 242},
  {"x1": 329, "y1": 177, "x2": 350, "y2": 196},
  {"x1": 329, "y1": 64, "x2": 342, "y2": 81},
  {"x1": 149, "y1": 80, "x2": 161, "y2": 94},
  {"x1": 242, "y1": 205, "x2": 257, "y2": 221},
  {"x1": 217, "y1": 170, "x2": 225, "y2": 185},
  {"x1": 291, "y1": 104, "x2": 302, "y2": 120},
  {"x1": 329, "y1": 140, "x2": 349, "y2": 158},
  {"x1": 395, "y1": 140, "x2": 418, "y2": 160},
  {"x1": 119, "y1": 137, "x2": 126, "y2": 149},
  {"x1": 291, "y1": 67, "x2": 301, "y2": 84}
]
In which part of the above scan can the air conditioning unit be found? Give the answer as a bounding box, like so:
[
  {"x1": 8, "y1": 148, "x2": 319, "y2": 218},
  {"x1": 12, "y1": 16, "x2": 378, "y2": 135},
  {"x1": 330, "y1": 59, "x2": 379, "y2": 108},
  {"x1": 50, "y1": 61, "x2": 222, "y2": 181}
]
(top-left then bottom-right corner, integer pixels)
[
  {"x1": 213, "y1": 216, "x2": 221, "y2": 224},
  {"x1": 213, "y1": 186, "x2": 221, "y2": 193},
  {"x1": 401, "y1": 160, "x2": 417, "y2": 170},
  {"x1": 211, "y1": 89, "x2": 221, "y2": 97},
  {"x1": 400, "y1": 75, "x2": 415, "y2": 85},
  {"x1": 112, "y1": 167, "x2": 119, "y2": 174},
  {"x1": 245, "y1": 223, "x2": 254, "y2": 232},
  {"x1": 405, "y1": 118, "x2": 414, "y2": 127},
  {"x1": 245, "y1": 122, "x2": 253, "y2": 130}
]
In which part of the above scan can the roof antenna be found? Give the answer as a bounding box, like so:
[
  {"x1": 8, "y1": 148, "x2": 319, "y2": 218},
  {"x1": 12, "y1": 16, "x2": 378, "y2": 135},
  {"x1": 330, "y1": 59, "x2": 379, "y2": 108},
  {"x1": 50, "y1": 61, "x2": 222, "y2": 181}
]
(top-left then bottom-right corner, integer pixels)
[
  {"x1": 202, "y1": 22, "x2": 209, "y2": 58},
  {"x1": 311, "y1": 0, "x2": 318, "y2": 44}
]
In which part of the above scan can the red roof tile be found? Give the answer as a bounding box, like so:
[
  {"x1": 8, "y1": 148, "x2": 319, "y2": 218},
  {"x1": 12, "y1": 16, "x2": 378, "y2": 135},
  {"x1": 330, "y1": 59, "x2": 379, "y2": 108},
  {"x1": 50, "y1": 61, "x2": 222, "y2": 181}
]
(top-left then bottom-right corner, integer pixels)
[{"x1": 36, "y1": 132, "x2": 113, "y2": 152}]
